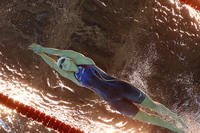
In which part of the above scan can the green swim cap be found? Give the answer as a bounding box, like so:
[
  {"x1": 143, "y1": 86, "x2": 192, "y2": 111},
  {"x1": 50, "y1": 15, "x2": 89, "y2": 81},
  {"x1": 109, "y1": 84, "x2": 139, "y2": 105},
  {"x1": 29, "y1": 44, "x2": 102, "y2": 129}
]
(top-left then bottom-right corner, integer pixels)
[{"x1": 57, "y1": 57, "x2": 71, "y2": 70}]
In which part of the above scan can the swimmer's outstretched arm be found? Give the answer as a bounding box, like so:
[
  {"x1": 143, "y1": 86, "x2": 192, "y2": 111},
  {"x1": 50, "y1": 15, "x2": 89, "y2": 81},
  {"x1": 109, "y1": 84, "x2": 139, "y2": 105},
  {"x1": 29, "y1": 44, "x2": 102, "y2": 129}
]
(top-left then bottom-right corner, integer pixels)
[
  {"x1": 30, "y1": 43, "x2": 95, "y2": 65},
  {"x1": 34, "y1": 52, "x2": 81, "y2": 86}
]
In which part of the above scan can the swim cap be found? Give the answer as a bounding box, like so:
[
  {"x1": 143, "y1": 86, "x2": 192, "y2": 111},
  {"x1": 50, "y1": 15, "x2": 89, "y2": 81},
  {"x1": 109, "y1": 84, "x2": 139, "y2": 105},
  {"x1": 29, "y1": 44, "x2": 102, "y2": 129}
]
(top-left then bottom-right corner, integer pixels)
[{"x1": 57, "y1": 57, "x2": 71, "y2": 70}]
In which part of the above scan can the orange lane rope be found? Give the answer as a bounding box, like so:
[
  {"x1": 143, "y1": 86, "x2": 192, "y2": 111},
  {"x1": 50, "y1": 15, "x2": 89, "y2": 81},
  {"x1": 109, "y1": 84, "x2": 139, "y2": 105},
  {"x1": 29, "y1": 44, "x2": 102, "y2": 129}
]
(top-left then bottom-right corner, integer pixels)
[
  {"x1": 0, "y1": 93, "x2": 84, "y2": 133},
  {"x1": 180, "y1": 0, "x2": 200, "y2": 10}
]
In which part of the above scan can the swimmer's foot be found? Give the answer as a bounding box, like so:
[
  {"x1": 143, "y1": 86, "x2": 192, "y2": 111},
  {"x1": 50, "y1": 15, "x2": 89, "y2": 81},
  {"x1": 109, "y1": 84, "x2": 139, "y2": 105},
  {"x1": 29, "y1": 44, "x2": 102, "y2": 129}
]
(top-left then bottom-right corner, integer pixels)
[
  {"x1": 178, "y1": 117, "x2": 188, "y2": 129},
  {"x1": 175, "y1": 117, "x2": 188, "y2": 132},
  {"x1": 162, "y1": 115, "x2": 187, "y2": 132},
  {"x1": 155, "y1": 106, "x2": 188, "y2": 129}
]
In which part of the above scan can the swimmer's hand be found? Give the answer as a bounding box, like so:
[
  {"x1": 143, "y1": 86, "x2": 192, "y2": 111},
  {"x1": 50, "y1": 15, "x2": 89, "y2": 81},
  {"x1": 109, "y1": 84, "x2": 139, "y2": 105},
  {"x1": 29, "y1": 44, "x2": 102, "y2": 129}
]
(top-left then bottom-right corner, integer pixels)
[{"x1": 29, "y1": 43, "x2": 43, "y2": 54}]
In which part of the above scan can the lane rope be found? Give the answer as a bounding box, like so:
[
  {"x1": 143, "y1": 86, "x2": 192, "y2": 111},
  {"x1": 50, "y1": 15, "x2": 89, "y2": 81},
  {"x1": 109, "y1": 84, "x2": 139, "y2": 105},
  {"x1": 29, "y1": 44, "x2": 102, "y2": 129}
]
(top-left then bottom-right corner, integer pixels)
[
  {"x1": 180, "y1": 0, "x2": 200, "y2": 10},
  {"x1": 0, "y1": 93, "x2": 84, "y2": 133}
]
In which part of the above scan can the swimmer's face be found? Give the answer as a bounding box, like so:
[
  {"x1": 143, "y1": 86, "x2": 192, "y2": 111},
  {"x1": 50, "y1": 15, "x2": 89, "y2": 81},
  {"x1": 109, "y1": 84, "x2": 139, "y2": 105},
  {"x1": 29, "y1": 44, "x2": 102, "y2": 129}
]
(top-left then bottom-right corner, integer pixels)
[{"x1": 57, "y1": 57, "x2": 72, "y2": 71}]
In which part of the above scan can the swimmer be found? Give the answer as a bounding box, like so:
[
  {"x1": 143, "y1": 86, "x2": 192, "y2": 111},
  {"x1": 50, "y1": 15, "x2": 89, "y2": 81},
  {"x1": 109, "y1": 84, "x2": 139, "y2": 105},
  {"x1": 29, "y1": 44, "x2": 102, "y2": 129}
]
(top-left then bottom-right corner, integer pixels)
[{"x1": 29, "y1": 43, "x2": 187, "y2": 133}]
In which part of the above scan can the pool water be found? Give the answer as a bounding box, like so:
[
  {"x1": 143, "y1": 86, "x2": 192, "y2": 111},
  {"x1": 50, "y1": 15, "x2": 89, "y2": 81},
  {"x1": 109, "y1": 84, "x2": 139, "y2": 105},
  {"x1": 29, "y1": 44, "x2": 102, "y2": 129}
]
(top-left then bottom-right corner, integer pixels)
[{"x1": 0, "y1": 0, "x2": 200, "y2": 133}]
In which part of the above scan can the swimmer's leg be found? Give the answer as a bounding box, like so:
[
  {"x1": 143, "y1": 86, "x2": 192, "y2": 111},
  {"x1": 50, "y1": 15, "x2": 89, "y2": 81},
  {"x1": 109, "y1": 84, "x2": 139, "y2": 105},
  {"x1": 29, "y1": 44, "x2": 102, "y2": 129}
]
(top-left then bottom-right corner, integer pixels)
[
  {"x1": 141, "y1": 96, "x2": 187, "y2": 128},
  {"x1": 109, "y1": 99, "x2": 183, "y2": 133},
  {"x1": 134, "y1": 111, "x2": 184, "y2": 133}
]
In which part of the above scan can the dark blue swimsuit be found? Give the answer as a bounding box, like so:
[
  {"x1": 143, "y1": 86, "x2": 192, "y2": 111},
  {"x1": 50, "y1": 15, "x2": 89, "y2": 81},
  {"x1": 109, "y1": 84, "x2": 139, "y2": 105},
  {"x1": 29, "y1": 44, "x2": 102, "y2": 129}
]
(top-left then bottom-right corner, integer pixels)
[{"x1": 75, "y1": 65, "x2": 146, "y2": 116}]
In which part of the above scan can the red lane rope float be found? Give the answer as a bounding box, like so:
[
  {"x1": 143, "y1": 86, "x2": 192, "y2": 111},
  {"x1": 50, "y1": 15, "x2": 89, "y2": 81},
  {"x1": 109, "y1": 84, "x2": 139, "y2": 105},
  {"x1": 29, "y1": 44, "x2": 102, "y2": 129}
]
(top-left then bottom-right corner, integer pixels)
[
  {"x1": 0, "y1": 93, "x2": 84, "y2": 133},
  {"x1": 180, "y1": 0, "x2": 200, "y2": 10}
]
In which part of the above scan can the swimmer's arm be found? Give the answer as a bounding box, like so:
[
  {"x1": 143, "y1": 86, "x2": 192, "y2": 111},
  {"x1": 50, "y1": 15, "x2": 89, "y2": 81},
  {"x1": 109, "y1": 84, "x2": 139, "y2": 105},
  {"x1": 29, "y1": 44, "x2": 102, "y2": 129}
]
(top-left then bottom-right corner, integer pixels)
[
  {"x1": 40, "y1": 45, "x2": 95, "y2": 65},
  {"x1": 29, "y1": 43, "x2": 95, "y2": 65},
  {"x1": 39, "y1": 53, "x2": 82, "y2": 86}
]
